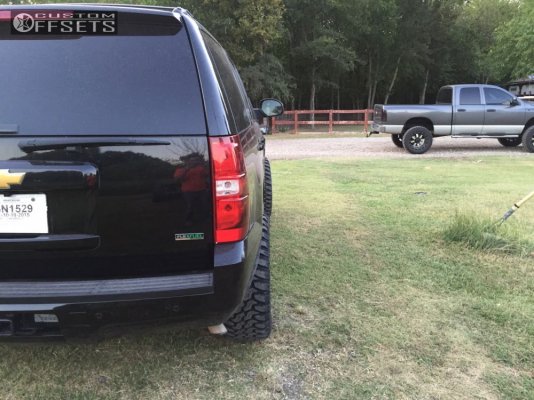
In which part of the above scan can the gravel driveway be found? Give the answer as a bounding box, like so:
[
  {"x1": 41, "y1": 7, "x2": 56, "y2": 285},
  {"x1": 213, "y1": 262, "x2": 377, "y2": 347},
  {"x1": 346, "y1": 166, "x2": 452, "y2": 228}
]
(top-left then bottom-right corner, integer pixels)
[{"x1": 266, "y1": 136, "x2": 532, "y2": 160}]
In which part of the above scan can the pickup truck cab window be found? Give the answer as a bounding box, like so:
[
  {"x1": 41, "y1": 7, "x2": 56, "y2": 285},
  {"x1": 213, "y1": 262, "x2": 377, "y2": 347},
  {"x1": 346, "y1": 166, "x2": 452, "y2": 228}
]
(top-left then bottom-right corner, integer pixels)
[
  {"x1": 460, "y1": 88, "x2": 481, "y2": 105},
  {"x1": 484, "y1": 87, "x2": 514, "y2": 105},
  {"x1": 436, "y1": 87, "x2": 452, "y2": 105}
]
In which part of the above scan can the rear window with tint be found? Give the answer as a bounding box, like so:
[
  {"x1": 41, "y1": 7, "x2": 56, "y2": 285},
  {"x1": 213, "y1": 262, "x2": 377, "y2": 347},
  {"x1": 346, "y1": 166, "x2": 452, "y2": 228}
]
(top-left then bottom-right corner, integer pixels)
[
  {"x1": 202, "y1": 32, "x2": 252, "y2": 133},
  {"x1": 0, "y1": 12, "x2": 206, "y2": 135},
  {"x1": 436, "y1": 87, "x2": 452, "y2": 105}
]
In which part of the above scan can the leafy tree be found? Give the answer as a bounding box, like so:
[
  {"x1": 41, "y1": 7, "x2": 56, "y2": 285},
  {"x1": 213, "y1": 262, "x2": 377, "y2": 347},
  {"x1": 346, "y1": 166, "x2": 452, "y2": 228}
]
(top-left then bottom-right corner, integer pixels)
[
  {"x1": 488, "y1": 0, "x2": 534, "y2": 82},
  {"x1": 180, "y1": 0, "x2": 291, "y2": 102},
  {"x1": 460, "y1": 0, "x2": 520, "y2": 83},
  {"x1": 180, "y1": 0, "x2": 284, "y2": 67},
  {"x1": 239, "y1": 54, "x2": 295, "y2": 103},
  {"x1": 2, "y1": 0, "x2": 532, "y2": 107},
  {"x1": 284, "y1": 0, "x2": 355, "y2": 112},
  {"x1": 6, "y1": 0, "x2": 290, "y2": 102}
]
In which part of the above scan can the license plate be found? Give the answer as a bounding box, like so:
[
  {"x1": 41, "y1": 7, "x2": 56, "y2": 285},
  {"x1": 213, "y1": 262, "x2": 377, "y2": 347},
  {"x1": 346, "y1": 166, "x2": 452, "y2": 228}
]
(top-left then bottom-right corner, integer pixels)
[{"x1": 0, "y1": 194, "x2": 48, "y2": 234}]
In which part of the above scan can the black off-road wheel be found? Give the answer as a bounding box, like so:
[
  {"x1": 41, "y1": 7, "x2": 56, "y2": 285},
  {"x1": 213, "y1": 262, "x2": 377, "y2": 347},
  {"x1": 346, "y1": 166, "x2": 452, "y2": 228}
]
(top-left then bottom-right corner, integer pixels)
[
  {"x1": 225, "y1": 216, "x2": 271, "y2": 341},
  {"x1": 402, "y1": 126, "x2": 433, "y2": 154},
  {"x1": 391, "y1": 134, "x2": 404, "y2": 148},
  {"x1": 264, "y1": 158, "x2": 272, "y2": 217},
  {"x1": 521, "y1": 126, "x2": 534, "y2": 153},
  {"x1": 498, "y1": 138, "x2": 522, "y2": 147}
]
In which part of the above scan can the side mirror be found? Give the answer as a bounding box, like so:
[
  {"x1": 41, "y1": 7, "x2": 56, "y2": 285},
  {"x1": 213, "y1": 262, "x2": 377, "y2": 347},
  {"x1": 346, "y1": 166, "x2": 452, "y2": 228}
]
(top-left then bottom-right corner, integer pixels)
[
  {"x1": 511, "y1": 98, "x2": 520, "y2": 106},
  {"x1": 258, "y1": 98, "x2": 284, "y2": 117}
]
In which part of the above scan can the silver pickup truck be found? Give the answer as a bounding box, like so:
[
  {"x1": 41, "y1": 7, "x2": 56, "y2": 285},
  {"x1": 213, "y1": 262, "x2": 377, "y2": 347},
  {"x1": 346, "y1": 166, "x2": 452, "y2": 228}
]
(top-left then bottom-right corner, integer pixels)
[{"x1": 372, "y1": 84, "x2": 534, "y2": 154}]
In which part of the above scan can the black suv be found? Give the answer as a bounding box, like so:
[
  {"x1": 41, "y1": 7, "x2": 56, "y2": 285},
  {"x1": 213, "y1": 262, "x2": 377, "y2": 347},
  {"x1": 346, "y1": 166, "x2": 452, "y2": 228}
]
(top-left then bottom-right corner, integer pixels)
[{"x1": 0, "y1": 4, "x2": 283, "y2": 341}]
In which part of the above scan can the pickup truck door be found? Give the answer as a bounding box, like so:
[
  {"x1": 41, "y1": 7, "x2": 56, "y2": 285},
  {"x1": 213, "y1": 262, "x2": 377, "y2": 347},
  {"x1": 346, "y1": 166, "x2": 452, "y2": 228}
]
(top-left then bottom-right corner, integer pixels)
[
  {"x1": 482, "y1": 87, "x2": 525, "y2": 136},
  {"x1": 452, "y1": 87, "x2": 484, "y2": 136}
]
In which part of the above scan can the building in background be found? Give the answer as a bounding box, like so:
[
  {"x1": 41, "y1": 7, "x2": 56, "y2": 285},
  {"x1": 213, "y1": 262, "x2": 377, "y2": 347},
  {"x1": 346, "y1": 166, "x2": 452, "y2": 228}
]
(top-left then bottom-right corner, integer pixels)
[{"x1": 506, "y1": 75, "x2": 534, "y2": 100}]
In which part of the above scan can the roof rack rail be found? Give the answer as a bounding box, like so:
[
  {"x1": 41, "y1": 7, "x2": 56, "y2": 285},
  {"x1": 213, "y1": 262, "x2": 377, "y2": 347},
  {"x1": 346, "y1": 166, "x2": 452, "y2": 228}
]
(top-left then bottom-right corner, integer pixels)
[
  {"x1": 46, "y1": 3, "x2": 176, "y2": 12},
  {"x1": 173, "y1": 7, "x2": 194, "y2": 18}
]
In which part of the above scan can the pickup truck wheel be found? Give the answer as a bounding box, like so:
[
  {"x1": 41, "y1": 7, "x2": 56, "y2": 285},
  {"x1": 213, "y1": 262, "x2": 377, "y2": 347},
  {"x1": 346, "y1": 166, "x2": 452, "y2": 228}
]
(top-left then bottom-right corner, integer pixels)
[
  {"x1": 498, "y1": 138, "x2": 522, "y2": 147},
  {"x1": 402, "y1": 126, "x2": 433, "y2": 154},
  {"x1": 391, "y1": 134, "x2": 404, "y2": 148},
  {"x1": 521, "y1": 126, "x2": 534, "y2": 153},
  {"x1": 225, "y1": 215, "x2": 272, "y2": 341},
  {"x1": 264, "y1": 159, "x2": 272, "y2": 217}
]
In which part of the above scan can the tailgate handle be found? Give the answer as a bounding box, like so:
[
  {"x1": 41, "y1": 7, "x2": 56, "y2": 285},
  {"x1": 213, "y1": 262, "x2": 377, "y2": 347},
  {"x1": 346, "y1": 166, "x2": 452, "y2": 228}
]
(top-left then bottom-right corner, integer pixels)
[{"x1": 0, "y1": 234, "x2": 100, "y2": 252}]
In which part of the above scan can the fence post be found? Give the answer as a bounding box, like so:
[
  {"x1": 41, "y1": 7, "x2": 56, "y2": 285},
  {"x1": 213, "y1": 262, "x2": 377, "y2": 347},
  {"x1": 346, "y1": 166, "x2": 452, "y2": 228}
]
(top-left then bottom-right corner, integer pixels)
[
  {"x1": 271, "y1": 117, "x2": 276, "y2": 134},
  {"x1": 328, "y1": 110, "x2": 333, "y2": 134},
  {"x1": 293, "y1": 112, "x2": 298, "y2": 134},
  {"x1": 364, "y1": 110, "x2": 369, "y2": 133}
]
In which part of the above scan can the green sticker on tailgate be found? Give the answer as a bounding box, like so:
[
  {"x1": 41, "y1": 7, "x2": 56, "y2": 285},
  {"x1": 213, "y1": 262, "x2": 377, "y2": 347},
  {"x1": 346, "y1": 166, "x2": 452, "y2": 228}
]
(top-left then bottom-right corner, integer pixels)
[{"x1": 175, "y1": 233, "x2": 205, "y2": 241}]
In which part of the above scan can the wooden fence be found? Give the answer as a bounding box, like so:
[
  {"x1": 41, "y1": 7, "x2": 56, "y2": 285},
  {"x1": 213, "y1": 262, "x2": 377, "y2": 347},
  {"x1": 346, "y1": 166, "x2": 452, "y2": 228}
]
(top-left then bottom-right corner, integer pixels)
[{"x1": 271, "y1": 109, "x2": 374, "y2": 134}]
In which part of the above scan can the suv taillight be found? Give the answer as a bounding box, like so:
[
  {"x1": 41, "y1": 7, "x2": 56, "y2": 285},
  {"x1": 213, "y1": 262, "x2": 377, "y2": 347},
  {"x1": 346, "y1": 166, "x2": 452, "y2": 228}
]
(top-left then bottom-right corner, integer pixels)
[{"x1": 209, "y1": 135, "x2": 249, "y2": 244}]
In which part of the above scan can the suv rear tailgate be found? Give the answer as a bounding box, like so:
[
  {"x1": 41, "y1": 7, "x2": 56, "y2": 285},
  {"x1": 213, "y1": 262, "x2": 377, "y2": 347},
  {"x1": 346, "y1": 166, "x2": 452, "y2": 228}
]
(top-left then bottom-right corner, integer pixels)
[
  {"x1": 0, "y1": 9, "x2": 214, "y2": 280},
  {"x1": 0, "y1": 136, "x2": 214, "y2": 280}
]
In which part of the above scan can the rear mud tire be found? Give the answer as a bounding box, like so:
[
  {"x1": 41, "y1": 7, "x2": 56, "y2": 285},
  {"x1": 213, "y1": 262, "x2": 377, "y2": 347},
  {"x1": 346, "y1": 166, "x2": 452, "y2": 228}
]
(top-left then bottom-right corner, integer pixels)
[
  {"x1": 402, "y1": 126, "x2": 433, "y2": 154},
  {"x1": 264, "y1": 159, "x2": 272, "y2": 217},
  {"x1": 391, "y1": 134, "x2": 404, "y2": 148},
  {"x1": 498, "y1": 138, "x2": 522, "y2": 147},
  {"x1": 225, "y1": 216, "x2": 272, "y2": 341},
  {"x1": 521, "y1": 126, "x2": 534, "y2": 153}
]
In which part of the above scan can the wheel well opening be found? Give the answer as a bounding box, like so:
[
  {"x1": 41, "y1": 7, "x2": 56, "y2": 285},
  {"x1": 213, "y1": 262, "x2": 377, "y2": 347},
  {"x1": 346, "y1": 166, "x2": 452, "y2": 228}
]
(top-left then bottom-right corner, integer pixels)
[
  {"x1": 523, "y1": 118, "x2": 534, "y2": 133},
  {"x1": 403, "y1": 118, "x2": 434, "y2": 133}
]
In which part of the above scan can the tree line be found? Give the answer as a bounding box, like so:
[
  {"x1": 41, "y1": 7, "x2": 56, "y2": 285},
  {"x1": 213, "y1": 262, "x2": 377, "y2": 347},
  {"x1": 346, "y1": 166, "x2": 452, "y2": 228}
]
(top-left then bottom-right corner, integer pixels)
[{"x1": 7, "y1": 0, "x2": 534, "y2": 109}]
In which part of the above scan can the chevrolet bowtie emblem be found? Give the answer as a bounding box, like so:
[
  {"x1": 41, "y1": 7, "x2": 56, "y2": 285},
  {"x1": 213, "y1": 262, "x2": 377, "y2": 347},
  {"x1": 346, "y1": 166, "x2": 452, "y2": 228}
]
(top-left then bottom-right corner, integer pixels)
[{"x1": 0, "y1": 169, "x2": 26, "y2": 189}]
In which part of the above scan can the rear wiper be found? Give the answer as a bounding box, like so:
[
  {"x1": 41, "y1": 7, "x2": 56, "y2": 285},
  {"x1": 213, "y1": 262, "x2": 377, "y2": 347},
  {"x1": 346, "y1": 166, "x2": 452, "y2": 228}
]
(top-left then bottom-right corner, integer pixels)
[
  {"x1": 19, "y1": 138, "x2": 171, "y2": 153},
  {"x1": 0, "y1": 124, "x2": 19, "y2": 134}
]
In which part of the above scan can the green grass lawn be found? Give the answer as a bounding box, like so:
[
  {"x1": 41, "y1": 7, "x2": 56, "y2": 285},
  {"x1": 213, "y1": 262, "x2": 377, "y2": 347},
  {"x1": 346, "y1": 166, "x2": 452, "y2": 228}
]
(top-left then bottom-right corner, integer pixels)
[{"x1": 1, "y1": 157, "x2": 533, "y2": 399}]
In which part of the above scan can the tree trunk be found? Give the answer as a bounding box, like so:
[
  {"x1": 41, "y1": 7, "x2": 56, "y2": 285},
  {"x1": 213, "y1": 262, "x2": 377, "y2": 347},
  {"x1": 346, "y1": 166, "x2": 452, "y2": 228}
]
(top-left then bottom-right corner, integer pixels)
[
  {"x1": 419, "y1": 69, "x2": 429, "y2": 104},
  {"x1": 367, "y1": 55, "x2": 374, "y2": 109},
  {"x1": 310, "y1": 82, "x2": 316, "y2": 111},
  {"x1": 310, "y1": 69, "x2": 316, "y2": 129},
  {"x1": 376, "y1": 82, "x2": 379, "y2": 105},
  {"x1": 330, "y1": 88, "x2": 334, "y2": 110},
  {"x1": 384, "y1": 56, "x2": 401, "y2": 105},
  {"x1": 368, "y1": 75, "x2": 378, "y2": 109},
  {"x1": 337, "y1": 84, "x2": 340, "y2": 112}
]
